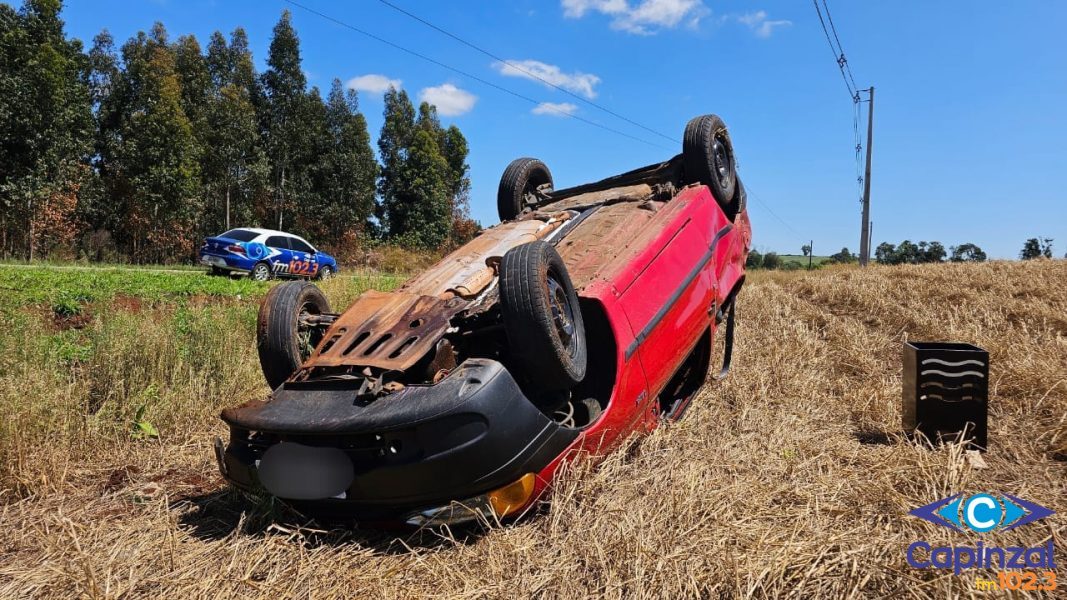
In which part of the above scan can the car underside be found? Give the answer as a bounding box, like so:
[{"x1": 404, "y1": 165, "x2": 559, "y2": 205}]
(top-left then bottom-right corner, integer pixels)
[{"x1": 217, "y1": 114, "x2": 752, "y2": 525}]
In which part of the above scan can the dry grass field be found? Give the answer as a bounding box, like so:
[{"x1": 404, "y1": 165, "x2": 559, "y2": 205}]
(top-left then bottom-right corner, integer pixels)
[{"x1": 0, "y1": 260, "x2": 1064, "y2": 598}]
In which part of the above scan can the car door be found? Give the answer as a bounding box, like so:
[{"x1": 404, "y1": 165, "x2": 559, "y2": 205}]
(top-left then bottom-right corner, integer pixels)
[
  {"x1": 264, "y1": 235, "x2": 294, "y2": 277},
  {"x1": 287, "y1": 236, "x2": 319, "y2": 278},
  {"x1": 616, "y1": 190, "x2": 721, "y2": 396}
]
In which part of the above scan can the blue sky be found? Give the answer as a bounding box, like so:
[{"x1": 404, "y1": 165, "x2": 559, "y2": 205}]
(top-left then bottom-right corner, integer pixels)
[{"x1": 59, "y1": 1, "x2": 1066, "y2": 259}]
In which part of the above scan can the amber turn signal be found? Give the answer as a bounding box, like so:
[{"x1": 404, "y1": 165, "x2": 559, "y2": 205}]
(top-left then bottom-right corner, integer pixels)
[{"x1": 487, "y1": 473, "x2": 536, "y2": 517}]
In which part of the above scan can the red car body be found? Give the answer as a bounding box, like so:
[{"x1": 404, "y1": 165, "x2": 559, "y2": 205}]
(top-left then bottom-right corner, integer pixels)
[{"x1": 530, "y1": 184, "x2": 750, "y2": 503}]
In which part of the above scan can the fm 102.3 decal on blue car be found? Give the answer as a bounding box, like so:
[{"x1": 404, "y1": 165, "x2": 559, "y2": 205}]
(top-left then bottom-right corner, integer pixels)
[{"x1": 198, "y1": 228, "x2": 337, "y2": 280}]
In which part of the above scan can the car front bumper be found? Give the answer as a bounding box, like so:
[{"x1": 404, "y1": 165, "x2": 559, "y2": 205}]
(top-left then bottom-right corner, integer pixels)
[{"x1": 216, "y1": 358, "x2": 578, "y2": 522}]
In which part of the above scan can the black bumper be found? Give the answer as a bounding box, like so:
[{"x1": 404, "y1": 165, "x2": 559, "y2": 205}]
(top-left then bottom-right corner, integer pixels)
[{"x1": 217, "y1": 359, "x2": 578, "y2": 520}]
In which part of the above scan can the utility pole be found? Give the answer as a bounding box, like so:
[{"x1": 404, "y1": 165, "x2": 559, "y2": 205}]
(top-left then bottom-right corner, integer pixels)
[
  {"x1": 808, "y1": 239, "x2": 813, "y2": 270},
  {"x1": 859, "y1": 87, "x2": 875, "y2": 266},
  {"x1": 867, "y1": 221, "x2": 873, "y2": 261}
]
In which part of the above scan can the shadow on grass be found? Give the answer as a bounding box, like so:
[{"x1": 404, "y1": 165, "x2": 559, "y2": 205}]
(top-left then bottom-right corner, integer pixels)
[
  {"x1": 852, "y1": 429, "x2": 896, "y2": 446},
  {"x1": 172, "y1": 486, "x2": 491, "y2": 554}
]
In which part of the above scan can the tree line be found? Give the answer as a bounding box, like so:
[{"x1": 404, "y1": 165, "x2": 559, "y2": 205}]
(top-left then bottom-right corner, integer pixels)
[
  {"x1": 872, "y1": 240, "x2": 987, "y2": 265},
  {"x1": 0, "y1": 1, "x2": 478, "y2": 263},
  {"x1": 747, "y1": 236, "x2": 1065, "y2": 270}
]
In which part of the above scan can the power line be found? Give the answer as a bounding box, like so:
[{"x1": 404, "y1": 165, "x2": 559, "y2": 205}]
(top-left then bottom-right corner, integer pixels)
[
  {"x1": 374, "y1": 0, "x2": 680, "y2": 144},
  {"x1": 282, "y1": 0, "x2": 673, "y2": 151},
  {"x1": 812, "y1": 0, "x2": 856, "y2": 100},
  {"x1": 813, "y1": 0, "x2": 867, "y2": 203},
  {"x1": 821, "y1": 0, "x2": 858, "y2": 93},
  {"x1": 745, "y1": 185, "x2": 805, "y2": 240}
]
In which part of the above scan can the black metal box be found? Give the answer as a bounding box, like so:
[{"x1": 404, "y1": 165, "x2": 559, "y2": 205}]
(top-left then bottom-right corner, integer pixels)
[{"x1": 903, "y1": 341, "x2": 989, "y2": 450}]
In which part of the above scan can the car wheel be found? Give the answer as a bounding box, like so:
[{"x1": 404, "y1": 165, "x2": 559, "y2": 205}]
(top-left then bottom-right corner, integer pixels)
[
  {"x1": 317, "y1": 265, "x2": 334, "y2": 280},
  {"x1": 499, "y1": 240, "x2": 587, "y2": 397},
  {"x1": 497, "y1": 158, "x2": 553, "y2": 222},
  {"x1": 250, "y1": 262, "x2": 271, "y2": 281},
  {"x1": 683, "y1": 114, "x2": 738, "y2": 219},
  {"x1": 256, "y1": 281, "x2": 332, "y2": 390}
]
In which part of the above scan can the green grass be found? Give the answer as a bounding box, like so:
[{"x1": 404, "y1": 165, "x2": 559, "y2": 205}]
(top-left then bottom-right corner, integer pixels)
[
  {"x1": 0, "y1": 264, "x2": 406, "y2": 315},
  {"x1": 0, "y1": 257, "x2": 205, "y2": 271},
  {"x1": 0, "y1": 264, "x2": 406, "y2": 494},
  {"x1": 776, "y1": 254, "x2": 831, "y2": 266}
]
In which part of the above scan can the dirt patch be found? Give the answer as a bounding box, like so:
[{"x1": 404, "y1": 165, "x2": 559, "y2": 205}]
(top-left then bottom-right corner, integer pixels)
[
  {"x1": 51, "y1": 311, "x2": 92, "y2": 331},
  {"x1": 102, "y1": 465, "x2": 142, "y2": 494},
  {"x1": 111, "y1": 294, "x2": 144, "y2": 313}
]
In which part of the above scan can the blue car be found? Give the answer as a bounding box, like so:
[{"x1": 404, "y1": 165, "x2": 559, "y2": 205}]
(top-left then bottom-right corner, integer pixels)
[{"x1": 199, "y1": 228, "x2": 338, "y2": 280}]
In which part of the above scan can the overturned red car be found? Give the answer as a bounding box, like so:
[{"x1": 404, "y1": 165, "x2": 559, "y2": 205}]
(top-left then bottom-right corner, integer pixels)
[{"x1": 215, "y1": 114, "x2": 752, "y2": 525}]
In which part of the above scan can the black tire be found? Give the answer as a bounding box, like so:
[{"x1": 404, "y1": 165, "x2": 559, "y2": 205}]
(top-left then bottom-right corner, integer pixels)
[
  {"x1": 683, "y1": 114, "x2": 738, "y2": 218},
  {"x1": 256, "y1": 281, "x2": 331, "y2": 390},
  {"x1": 499, "y1": 240, "x2": 586, "y2": 395},
  {"x1": 574, "y1": 397, "x2": 603, "y2": 427},
  {"x1": 250, "y1": 261, "x2": 271, "y2": 281},
  {"x1": 209, "y1": 266, "x2": 226, "y2": 277},
  {"x1": 317, "y1": 265, "x2": 334, "y2": 280},
  {"x1": 497, "y1": 158, "x2": 553, "y2": 222}
]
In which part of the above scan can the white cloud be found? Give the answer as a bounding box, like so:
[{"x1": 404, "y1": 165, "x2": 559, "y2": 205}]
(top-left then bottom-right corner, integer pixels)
[
  {"x1": 561, "y1": 0, "x2": 709, "y2": 35},
  {"x1": 346, "y1": 74, "x2": 402, "y2": 94},
  {"x1": 418, "y1": 83, "x2": 477, "y2": 116},
  {"x1": 736, "y1": 10, "x2": 792, "y2": 38},
  {"x1": 493, "y1": 60, "x2": 601, "y2": 99},
  {"x1": 532, "y1": 102, "x2": 579, "y2": 117}
]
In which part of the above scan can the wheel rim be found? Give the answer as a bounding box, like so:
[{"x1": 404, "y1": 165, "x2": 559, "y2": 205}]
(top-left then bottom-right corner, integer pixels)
[
  {"x1": 711, "y1": 134, "x2": 733, "y2": 189},
  {"x1": 321, "y1": 267, "x2": 332, "y2": 279},
  {"x1": 547, "y1": 274, "x2": 577, "y2": 356},
  {"x1": 522, "y1": 182, "x2": 540, "y2": 208},
  {"x1": 253, "y1": 265, "x2": 269, "y2": 280},
  {"x1": 522, "y1": 176, "x2": 551, "y2": 209},
  {"x1": 296, "y1": 301, "x2": 323, "y2": 361}
]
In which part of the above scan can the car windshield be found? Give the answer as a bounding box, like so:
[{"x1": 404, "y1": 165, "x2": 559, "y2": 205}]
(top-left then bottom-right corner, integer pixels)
[{"x1": 219, "y1": 229, "x2": 258, "y2": 242}]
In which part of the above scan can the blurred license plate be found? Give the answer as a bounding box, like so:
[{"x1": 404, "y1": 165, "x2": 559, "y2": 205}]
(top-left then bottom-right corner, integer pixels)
[{"x1": 257, "y1": 442, "x2": 354, "y2": 500}]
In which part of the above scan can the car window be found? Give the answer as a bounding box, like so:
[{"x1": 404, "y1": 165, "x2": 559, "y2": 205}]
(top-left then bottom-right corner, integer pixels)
[
  {"x1": 289, "y1": 237, "x2": 314, "y2": 253},
  {"x1": 265, "y1": 236, "x2": 290, "y2": 249},
  {"x1": 221, "y1": 229, "x2": 258, "y2": 242}
]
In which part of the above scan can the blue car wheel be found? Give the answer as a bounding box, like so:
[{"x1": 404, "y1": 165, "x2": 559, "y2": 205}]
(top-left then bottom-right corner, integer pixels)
[{"x1": 251, "y1": 262, "x2": 271, "y2": 281}]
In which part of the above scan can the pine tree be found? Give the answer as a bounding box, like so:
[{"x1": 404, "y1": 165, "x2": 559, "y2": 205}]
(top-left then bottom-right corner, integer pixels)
[
  {"x1": 261, "y1": 10, "x2": 308, "y2": 229},
  {"x1": 81, "y1": 29, "x2": 121, "y2": 248},
  {"x1": 393, "y1": 128, "x2": 451, "y2": 248},
  {"x1": 173, "y1": 34, "x2": 210, "y2": 140},
  {"x1": 202, "y1": 28, "x2": 267, "y2": 233},
  {"x1": 111, "y1": 26, "x2": 202, "y2": 261},
  {"x1": 0, "y1": 0, "x2": 92, "y2": 259},
  {"x1": 439, "y1": 124, "x2": 478, "y2": 243},
  {"x1": 379, "y1": 97, "x2": 474, "y2": 246},
  {"x1": 377, "y1": 87, "x2": 415, "y2": 236},
  {"x1": 313, "y1": 79, "x2": 378, "y2": 244},
  {"x1": 290, "y1": 85, "x2": 331, "y2": 239}
]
